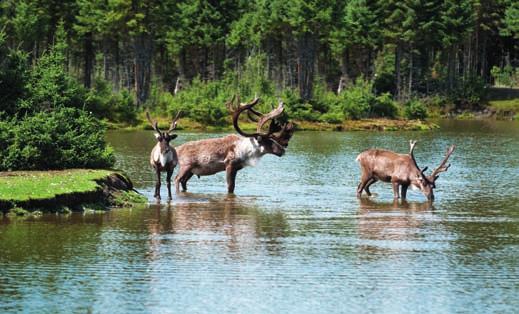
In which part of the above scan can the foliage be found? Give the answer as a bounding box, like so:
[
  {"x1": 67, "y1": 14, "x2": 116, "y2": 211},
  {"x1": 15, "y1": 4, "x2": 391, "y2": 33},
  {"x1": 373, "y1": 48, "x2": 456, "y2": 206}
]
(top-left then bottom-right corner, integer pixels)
[
  {"x1": 448, "y1": 76, "x2": 487, "y2": 109},
  {"x1": 403, "y1": 99, "x2": 428, "y2": 120},
  {"x1": 0, "y1": 108, "x2": 115, "y2": 171},
  {"x1": 491, "y1": 65, "x2": 519, "y2": 87},
  {"x1": 0, "y1": 32, "x2": 29, "y2": 116}
]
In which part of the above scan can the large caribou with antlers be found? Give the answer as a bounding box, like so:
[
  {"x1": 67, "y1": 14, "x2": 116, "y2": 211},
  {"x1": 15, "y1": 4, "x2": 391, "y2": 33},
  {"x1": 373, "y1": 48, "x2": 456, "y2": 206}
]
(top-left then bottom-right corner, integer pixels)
[
  {"x1": 174, "y1": 96, "x2": 294, "y2": 194},
  {"x1": 356, "y1": 140, "x2": 455, "y2": 201},
  {"x1": 146, "y1": 111, "x2": 181, "y2": 201}
]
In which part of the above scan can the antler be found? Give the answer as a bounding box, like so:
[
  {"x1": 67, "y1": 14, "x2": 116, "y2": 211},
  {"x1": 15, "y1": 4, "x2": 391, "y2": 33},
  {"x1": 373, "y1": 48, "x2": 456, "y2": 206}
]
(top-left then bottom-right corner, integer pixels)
[
  {"x1": 256, "y1": 100, "x2": 285, "y2": 133},
  {"x1": 167, "y1": 111, "x2": 182, "y2": 133},
  {"x1": 409, "y1": 140, "x2": 417, "y2": 155},
  {"x1": 225, "y1": 95, "x2": 237, "y2": 113},
  {"x1": 430, "y1": 145, "x2": 456, "y2": 180},
  {"x1": 146, "y1": 111, "x2": 162, "y2": 134},
  {"x1": 232, "y1": 97, "x2": 262, "y2": 138}
]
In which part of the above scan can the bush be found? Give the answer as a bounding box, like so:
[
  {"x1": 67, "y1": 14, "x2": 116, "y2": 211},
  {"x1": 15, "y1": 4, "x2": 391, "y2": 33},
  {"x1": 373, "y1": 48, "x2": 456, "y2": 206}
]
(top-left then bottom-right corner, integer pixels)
[
  {"x1": 0, "y1": 108, "x2": 115, "y2": 171},
  {"x1": 372, "y1": 93, "x2": 398, "y2": 118},
  {"x1": 0, "y1": 35, "x2": 29, "y2": 116},
  {"x1": 448, "y1": 76, "x2": 487, "y2": 109},
  {"x1": 491, "y1": 65, "x2": 519, "y2": 87},
  {"x1": 86, "y1": 79, "x2": 138, "y2": 123},
  {"x1": 403, "y1": 99, "x2": 428, "y2": 120}
]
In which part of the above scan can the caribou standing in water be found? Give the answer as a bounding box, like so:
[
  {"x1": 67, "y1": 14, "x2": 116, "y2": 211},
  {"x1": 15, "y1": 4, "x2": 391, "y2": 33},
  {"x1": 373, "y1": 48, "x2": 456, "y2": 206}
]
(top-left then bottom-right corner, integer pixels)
[
  {"x1": 174, "y1": 96, "x2": 295, "y2": 194},
  {"x1": 147, "y1": 111, "x2": 181, "y2": 201},
  {"x1": 356, "y1": 140, "x2": 455, "y2": 201}
]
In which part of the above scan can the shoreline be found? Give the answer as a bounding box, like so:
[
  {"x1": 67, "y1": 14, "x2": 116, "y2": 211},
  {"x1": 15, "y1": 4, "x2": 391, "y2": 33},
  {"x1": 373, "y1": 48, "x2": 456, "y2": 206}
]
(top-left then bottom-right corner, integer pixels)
[
  {"x1": 0, "y1": 170, "x2": 146, "y2": 215},
  {"x1": 108, "y1": 117, "x2": 440, "y2": 132}
]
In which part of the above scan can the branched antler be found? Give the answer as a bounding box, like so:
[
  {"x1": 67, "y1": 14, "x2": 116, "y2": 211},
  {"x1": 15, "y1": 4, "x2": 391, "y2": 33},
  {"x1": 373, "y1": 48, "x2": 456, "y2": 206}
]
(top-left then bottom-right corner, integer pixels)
[{"x1": 430, "y1": 145, "x2": 456, "y2": 180}]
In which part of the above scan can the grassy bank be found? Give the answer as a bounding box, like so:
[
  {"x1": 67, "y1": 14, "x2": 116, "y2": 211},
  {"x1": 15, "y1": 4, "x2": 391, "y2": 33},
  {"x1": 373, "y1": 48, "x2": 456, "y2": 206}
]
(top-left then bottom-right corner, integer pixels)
[
  {"x1": 108, "y1": 113, "x2": 439, "y2": 132},
  {"x1": 488, "y1": 99, "x2": 519, "y2": 120},
  {"x1": 0, "y1": 169, "x2": 146, "y2": 214}
]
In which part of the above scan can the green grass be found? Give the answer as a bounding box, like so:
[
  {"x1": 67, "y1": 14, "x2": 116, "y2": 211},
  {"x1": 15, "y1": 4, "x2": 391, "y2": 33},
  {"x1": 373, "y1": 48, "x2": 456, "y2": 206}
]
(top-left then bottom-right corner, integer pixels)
[
  {"x1": 0, "y1": 169, "x2": 112, "y2": 202},
  {"x1": 488, "y1": 99, "x2": 519, "y2": 113}
]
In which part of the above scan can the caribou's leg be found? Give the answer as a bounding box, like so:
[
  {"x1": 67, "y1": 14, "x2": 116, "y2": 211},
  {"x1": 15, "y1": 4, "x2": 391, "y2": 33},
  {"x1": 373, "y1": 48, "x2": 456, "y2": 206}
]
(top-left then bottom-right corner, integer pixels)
[
  {"x1": 180, "y1": 172, "x2": 194, "y2": 191},
  {"x1": 226, "y1": 165, "x2": 239, "y2": 194},
  {"x1": 357, "y1": 174, "x2": 372, "y2": 197},
  {"x1": 166, "y1": 168, "x2": 173, "y2": 201},
  {"x1": 391, "y1": 181, "x2": 400, "y2": 199},
  {"x1": 154, "y1": 168, "x2": 161, "y2": 200},
  {"x1": 364, "y1": 178, "x2": 377, "y2": 196},
  {"x1": 401, "y1": 184, "x2": 409, "y2": 200},
  {"x1": 175, "y1": 166, "x2": 191, "y2": 193}
]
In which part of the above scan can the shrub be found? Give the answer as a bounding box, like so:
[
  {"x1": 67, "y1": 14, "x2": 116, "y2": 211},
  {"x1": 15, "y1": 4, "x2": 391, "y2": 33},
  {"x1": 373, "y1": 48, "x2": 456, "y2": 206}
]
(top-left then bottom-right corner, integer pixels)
[
  {"x1": 0, "y1": 36, "x2": 29, "y2": 116},
  {"x1": 403, "y1": 99, "x2": 428, "y2": 120},
  {"x1": 86, "y1": 79, "x2": 138, "y2": 123},
  {"x1": 336, "y1": 79, "x2": 374, "y2": 119},
  {"x1": 448, "y1": 76, "x2": 487, "y2": 109},
  {"x1": 491, "y1": 65, "x2": 519, "y2": 87},
  {"x1": 371, "y1": 93, "x2": 398, "y2": 118},
  {"x1": 0, "y1": 108, "x2": 115, "y2": 171}
]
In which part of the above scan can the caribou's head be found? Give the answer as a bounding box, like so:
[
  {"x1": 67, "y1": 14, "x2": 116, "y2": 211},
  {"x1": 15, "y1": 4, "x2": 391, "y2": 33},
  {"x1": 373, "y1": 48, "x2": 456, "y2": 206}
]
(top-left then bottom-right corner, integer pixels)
[
  {"x1": 146, "y1": 111, "x2": 181, "y2": 155},
  {"x1": 408, "y1": 140, "x2": 456, "y2": 201},
  {"x1": 230, "y1": 96, "x2": 294, "y2": 157}
]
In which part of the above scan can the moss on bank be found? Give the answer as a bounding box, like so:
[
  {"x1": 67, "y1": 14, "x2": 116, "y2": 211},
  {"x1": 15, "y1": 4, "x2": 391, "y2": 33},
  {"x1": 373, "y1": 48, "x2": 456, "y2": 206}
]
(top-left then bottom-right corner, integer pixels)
[{"x1": 0, "y1": 169, "x2": 145, "y2": 213}]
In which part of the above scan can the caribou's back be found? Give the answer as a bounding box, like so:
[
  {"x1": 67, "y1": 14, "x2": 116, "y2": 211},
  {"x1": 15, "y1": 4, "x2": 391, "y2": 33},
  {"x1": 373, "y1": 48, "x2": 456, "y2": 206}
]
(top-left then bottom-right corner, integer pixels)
[
  {"x1": 176, "y1": 135, "x2": 239, "y2": 176},
  {"x1": 356, "y1": 149, "x2": 416, "y2": 183}
]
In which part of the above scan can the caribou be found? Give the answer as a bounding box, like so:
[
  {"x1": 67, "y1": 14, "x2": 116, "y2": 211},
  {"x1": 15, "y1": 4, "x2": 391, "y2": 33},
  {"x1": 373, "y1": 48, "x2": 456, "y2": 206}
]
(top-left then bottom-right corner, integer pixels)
[
  {"x1": 146, "y1": 111, "x2": 181, "y2": 201},
  {"x1": 174, "y1": 96, "x2": 295, "y2": 194},
  {"x1": 356, "y1": 140, "x2": 455, "y2": 201}
]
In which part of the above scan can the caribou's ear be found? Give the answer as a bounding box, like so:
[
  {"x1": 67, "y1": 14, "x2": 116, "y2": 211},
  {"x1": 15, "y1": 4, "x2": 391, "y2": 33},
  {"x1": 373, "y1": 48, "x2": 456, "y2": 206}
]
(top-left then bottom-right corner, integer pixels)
[
  {"x1": 168, "y1": 134, "x2": 178, "y2": 140},
  {"x1": 154, "y1": 133, "x2": 161, "y2": 140}
]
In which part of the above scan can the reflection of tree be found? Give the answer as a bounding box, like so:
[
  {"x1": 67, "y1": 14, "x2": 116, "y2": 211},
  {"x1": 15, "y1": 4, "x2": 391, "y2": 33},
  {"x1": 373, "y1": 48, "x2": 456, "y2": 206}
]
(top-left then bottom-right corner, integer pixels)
[{"x1": 356, "y1": 198, "x2": 434, "y2": 257}]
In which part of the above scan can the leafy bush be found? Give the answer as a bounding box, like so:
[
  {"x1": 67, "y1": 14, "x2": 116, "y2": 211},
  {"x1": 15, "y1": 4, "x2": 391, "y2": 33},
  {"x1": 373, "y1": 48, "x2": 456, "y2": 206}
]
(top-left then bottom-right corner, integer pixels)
[
  {"x1": 403, "y1": 99, "x2": 428, "y2": 120},
  {"x1": 0, "y1": 108, "x2": 115, "y2": 171},
  {"x1": 372, "y1": 93, "x2": 398, "y2": 118},
  {"x1": 491, "y1": 65, "x2": 519, "y2": 87},
  {"x1": 448, "y1": 76, "x2": 487, "y2": 109},
  {"x1": 86, "y1": 79, "x2": 137, "y2": 123},
  {"x1": 0, "y1": 32, "x2": 29, "y2": 116}
]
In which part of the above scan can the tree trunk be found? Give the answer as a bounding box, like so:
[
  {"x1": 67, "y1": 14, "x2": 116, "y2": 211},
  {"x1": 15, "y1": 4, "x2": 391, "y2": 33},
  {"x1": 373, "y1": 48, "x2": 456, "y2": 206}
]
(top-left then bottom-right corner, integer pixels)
[
  {"x1": 133, "y1": 33, "x2": 153, "y2": 106},
  {"x1": 296, "y1": 32, "x2": 316, "y2": 102},
  {"x1": 83, "y1": 32, "x2": 94, "y2": 89},
  {"x1": 408, "y1": 46, "x2": 413, "y2": 97},
  {"x1": 338, "y1": 49, "x2": 351, "y2": 94},
  {"x1": 395, "y1": 42, "x2": 402, "y2": 100},
  {"x1": 113, "y1": 38, "x2": 120, "y2": 90}
]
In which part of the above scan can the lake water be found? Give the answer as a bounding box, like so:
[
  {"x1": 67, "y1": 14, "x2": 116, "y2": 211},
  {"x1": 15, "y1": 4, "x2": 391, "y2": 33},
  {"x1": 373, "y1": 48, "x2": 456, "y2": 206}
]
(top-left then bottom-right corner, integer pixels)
[{"x1": 1, "y1": 120, "x2": 519, "y2": 313}]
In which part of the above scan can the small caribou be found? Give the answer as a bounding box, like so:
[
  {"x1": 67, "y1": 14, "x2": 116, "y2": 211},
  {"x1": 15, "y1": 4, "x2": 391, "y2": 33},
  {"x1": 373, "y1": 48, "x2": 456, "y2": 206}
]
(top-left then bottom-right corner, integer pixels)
[
  {"x1": 146, "y1": 111, "x2": 181, "y2": 201},
  {"x1": 356, "y1": 140, "x2": 455, "y2": 201},
  {"x1": 174, "y1": 96, "x2": 295, "y2": 193}
]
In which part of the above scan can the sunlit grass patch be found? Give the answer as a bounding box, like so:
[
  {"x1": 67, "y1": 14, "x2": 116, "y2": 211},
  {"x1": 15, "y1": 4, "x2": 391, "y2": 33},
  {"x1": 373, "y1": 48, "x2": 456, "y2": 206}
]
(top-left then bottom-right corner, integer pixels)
[{"x1": 0, "y1": 169, "x2": 112, "y2": 202}]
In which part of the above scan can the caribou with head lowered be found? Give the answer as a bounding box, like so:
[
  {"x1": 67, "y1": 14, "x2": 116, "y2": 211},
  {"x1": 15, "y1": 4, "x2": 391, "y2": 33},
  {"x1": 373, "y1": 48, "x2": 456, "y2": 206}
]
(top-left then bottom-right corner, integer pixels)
[
  {"x1": 146, "y1": 111, "x2": 181, "y2": 201},
  {"x1": 174, "y1": 96, "x2": 295, "y2": 194},
  {"x1": 356, "y1": 140, "x2": 455, "y2": 201}
]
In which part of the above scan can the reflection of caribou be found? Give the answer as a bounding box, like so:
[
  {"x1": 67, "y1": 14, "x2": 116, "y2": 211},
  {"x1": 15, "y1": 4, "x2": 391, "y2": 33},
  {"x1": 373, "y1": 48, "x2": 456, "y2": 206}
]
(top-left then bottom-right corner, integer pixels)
[
  {"x1": 174, "y1": 96, "x2": 295, "y2": 193},
  {"x1": 356, "y1": 140, "x2": 455, "y2": 201},
  {"x1": 143, "y1": 196, "x2": 290, "y2": 258},
  {"x1": 357, "y1": 197, "x2": 434, "y2": 242}
]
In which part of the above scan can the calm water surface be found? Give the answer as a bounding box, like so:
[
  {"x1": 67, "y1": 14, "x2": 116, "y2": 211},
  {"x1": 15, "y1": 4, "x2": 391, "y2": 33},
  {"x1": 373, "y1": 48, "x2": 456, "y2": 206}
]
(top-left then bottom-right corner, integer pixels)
[{"x1": 1, "y1": 120, "x2": 519, "y2": 313}]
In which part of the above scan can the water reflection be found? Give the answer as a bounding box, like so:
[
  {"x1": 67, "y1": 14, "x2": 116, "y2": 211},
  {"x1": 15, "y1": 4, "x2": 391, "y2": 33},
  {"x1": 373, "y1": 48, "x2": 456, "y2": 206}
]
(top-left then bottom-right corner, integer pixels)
[{"x1": 2, "y1": 120, "x2": 519, "y2": 313}]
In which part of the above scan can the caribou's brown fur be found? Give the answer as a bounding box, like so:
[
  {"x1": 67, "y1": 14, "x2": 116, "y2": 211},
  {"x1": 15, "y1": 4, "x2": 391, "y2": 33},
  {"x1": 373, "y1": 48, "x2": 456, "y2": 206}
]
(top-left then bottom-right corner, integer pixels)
[
  {"x1": 356, "y1": 140, "x2": 455, "y2": 201},
  {"x1": 175, "y1": 96, "x2": 294, "y2": 193}
]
